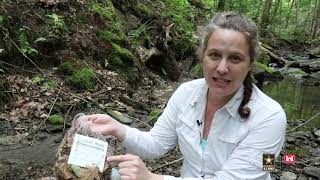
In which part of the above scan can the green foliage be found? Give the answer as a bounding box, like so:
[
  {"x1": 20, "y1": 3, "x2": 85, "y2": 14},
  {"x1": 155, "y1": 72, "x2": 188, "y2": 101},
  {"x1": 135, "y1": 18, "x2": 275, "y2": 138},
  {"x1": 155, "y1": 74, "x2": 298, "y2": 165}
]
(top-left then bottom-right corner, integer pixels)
[
  {"x1": 148, "y1": 108, "x2": 163, "y2": 125},
  {"x1": 91, "y1": 0, "x2": 115, "y2": 21},
  {"x1": 42, "y1": 80, "x2": 58, "y2": 89},
  {"x1": 285, "y1": 145, "x2": 310, "y2": 157},
  {"x1": 47, "y1": 13, "x2": 68, "y2": 35},
  {"x1": 283, "y1": 102, "x2": 299, "y2": 115},
  {"x1": 128, "y1": 21, "x2": 151, "y2": 45},
  {"x1": 133, "y1": 2, "x2": 153, "y2": 18},
  {"x1": 161, "y1": 0, "x2": 196, "y2": 40},
  {"x1": 18, "y1": 28, "x2": 38, "y2": 56},
  {"x1": 190, "y1": 63, "x2": 203, "y2": 78},
  {"x1": 66, "y1": 68, "x2": 96, "y2": 90},
  {"x1": 57, "y1": 62, "x2": 75, "y2": 76},
  {"x1": 32, "y1": 76, "x2": 58, "y2": 89},
  {"x1": 111, "y1": 43, "x2": 134, "y2": 65},
  {"x1": 32, "y1": 75, "x2": 45, "y2": 84},
  {"x1": 34, "y1": 37, "x2": 47, "y2": 43},
  {"x1": 100, "y1": 30, "x2": 127, "y2": 45},
  {"x1": 0, "y1": 15, "x2": 4, "y2": 28},
  {"x1": 48, "y1": 114, "x2": 64, "y2": 124}
]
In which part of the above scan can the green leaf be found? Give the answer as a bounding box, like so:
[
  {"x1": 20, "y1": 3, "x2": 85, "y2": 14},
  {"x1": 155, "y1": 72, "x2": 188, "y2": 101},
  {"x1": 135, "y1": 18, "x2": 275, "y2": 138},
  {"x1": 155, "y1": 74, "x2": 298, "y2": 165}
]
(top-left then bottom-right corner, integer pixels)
[
  {"x1": 31, "y1": 76, "x2": 45, "y2": 84},
  {"x1": 42, "y1": 80, "x2": 58, "y2": 89},
  {"x1": 71, "y1": 164, "x2": 81, "y2": 177},
  {"x1": 148, "y1": 108, "x2": 163, "y2": 125},
  {"x1": 0, "y1": 49, "x2": 4, "y2": 54},
  {"x1": 34, "y1": 37, "x2": 47, "y2": 43}
]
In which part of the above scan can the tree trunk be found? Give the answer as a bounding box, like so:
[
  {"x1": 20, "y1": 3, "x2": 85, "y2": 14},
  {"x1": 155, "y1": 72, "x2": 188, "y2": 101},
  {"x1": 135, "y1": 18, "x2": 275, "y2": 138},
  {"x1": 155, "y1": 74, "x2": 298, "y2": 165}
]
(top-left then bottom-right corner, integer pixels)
[
  {"x1": 303, "y1": 0, "x2": 313, "y2": 36},
  {"x1": 312, "y1": 0, "x2": 320, "y2": 38},
  {"x1": 254, "y1": 0, "x2": 263, "y2": 21},
  {"x1": 217, "y1": 0, "x2": 226, "y2": 11},
  {"x1": 270, "y1": 0, "x2": 281, "y2": 24},
  {"x1": 285, "y1": 0, "x2": 295, "y2": 28},
  {"x1": 238, "y1": 0, "x2": 244, "y2": 13},
  {"x1": 260, "y1": 0, "x2": 273, "y2": 34},
  {"x1": 293, "y1": 0, "x2": 300, "y2": 36}
]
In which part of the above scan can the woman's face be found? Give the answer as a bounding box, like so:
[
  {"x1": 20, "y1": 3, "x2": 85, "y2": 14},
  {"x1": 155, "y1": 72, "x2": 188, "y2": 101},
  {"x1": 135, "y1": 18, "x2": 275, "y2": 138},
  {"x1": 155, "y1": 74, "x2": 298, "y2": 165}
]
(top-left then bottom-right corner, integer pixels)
[{"x1": 202, "y1": 28, "x2": 252, "y2": 100}]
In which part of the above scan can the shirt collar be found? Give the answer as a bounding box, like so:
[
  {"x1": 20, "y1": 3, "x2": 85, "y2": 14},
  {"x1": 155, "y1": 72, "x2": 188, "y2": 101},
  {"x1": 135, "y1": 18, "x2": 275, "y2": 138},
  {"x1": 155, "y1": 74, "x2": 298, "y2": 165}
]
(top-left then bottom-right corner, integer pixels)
[
  {"x1": 189, "y1": 79, "x2": 244, "y2": 118},
  {"x1": 223, "y1": 85, "x2": 244, "y2": 118}
]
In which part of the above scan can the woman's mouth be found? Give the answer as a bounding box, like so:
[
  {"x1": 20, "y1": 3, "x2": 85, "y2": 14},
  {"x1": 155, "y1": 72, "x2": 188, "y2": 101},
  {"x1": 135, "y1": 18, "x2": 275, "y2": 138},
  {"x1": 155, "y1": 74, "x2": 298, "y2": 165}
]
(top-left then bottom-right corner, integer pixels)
[{"x1": 212, "y1": 77, "x2": 231, "y2": 87}]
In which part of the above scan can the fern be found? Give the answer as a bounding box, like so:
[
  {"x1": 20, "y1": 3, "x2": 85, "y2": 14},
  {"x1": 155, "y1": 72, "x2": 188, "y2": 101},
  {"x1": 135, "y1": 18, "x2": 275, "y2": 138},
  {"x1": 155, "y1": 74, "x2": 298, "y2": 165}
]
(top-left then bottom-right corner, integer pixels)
[
  {"x1": 18, "y1": 29, "x2": 38, "y2": 55},
  {"x1": 47, "y1": 13, "x2": 67, "y2": 33}
]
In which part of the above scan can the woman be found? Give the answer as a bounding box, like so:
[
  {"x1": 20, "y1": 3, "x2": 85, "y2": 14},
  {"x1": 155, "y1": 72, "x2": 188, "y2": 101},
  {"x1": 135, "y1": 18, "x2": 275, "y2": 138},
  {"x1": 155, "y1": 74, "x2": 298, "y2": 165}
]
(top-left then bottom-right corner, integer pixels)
[{"x1": 87, "y1": 12, "x2": 287, "y2": 180}]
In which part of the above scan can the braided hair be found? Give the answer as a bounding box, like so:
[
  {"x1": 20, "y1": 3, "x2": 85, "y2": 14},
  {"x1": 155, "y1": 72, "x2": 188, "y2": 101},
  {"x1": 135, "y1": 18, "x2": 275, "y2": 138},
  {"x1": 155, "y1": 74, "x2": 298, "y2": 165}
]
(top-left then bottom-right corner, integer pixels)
[{"x1": 196, "y1": 12, "x2": 259, "y2": 119}]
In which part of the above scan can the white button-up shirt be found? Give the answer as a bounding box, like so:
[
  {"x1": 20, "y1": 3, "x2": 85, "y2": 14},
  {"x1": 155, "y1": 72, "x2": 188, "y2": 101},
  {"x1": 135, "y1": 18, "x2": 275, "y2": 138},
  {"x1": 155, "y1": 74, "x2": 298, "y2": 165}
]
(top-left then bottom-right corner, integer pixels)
[{"x1": 122, "y1": 79, "x2": 287, "y2": 180}]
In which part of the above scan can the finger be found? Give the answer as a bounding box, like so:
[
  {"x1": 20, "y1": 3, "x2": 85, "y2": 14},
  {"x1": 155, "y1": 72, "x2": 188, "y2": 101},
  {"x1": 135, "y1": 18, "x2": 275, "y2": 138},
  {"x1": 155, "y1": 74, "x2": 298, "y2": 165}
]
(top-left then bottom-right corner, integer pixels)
[
  {"x1": 118, "y1": 160, "x2": 138, "y2": 169},
  {"x1": 118, "y1": 167, "x2": 132, "y2": 176},
  {"x1": 87, "y1": 114, "x2": 99, "y2": 121},
  {"x1": 119, "y1": 175, "x2": 132, "y2": 180},
  {"x1": 107, "y1": 154, "x2": 137, "y2": 163},
  {"x1": 92, "y1": 117, "x2": 108, "y2": 124}
]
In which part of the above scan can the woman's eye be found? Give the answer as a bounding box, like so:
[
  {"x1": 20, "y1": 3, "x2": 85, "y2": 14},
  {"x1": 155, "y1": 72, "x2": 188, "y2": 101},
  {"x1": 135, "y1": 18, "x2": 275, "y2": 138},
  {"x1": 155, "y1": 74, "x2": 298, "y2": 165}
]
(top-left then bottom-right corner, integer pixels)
[
  {"x1": 209, "y1": 52, "x2": 220, "y2": 60},
  {"x1": 230, "y1": 55, "x2": 241, "y2": 63}
]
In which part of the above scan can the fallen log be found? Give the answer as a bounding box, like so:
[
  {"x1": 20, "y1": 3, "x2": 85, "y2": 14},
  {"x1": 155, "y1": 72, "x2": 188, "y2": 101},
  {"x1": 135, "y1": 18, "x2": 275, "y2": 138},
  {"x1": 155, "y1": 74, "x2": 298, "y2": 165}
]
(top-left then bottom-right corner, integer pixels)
[{"x1": 260, "y1": 44, "x2": 287, "y2": 66}]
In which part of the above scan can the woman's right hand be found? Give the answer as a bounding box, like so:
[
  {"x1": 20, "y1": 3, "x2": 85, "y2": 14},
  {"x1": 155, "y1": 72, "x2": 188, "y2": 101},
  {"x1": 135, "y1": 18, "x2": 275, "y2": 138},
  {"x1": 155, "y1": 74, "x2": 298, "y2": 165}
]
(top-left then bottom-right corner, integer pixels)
[{"x1": 87, "y1": 114, "x2": 126, "y2": 142}]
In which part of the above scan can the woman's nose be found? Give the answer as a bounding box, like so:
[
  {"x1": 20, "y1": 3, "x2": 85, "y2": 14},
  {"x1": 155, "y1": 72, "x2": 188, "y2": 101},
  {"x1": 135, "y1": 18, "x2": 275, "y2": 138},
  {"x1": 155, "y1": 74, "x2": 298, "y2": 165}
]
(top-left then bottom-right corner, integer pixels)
[{"x1": 216, "y1": 59, "x2": 228, "y2": 74}]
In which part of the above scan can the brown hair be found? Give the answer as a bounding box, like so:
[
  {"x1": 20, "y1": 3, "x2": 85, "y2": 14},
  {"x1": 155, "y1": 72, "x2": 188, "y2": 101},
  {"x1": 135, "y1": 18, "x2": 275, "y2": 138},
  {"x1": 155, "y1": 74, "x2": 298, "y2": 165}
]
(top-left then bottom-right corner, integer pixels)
[{"x1": 197, "y1": 12, "x2": 259, "y2": 119}]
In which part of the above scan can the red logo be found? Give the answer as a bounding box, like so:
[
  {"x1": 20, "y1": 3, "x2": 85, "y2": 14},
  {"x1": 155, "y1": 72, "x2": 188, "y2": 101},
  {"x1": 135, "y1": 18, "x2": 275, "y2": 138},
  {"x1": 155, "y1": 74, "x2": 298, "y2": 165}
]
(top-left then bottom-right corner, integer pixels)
[{"x1": 283, "y1": 154, "x2": 296, "y2": 164}]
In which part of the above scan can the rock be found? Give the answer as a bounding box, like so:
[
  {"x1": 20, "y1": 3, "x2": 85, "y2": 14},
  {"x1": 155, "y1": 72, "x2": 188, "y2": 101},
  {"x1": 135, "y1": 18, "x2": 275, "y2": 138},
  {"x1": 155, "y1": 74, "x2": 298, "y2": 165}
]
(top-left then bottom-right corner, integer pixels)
[
  {"x1": 303, "y1": 166, "x2": 320, "y2": 179},
  {"x1": 308, "y1": 46, "x2": 320, "y2": 58},
  {"x1": 280, "y1": 171, "x2": 297, "y2": 180},
  {"x1": 309, "y1": 148, "x2": 320, "y2": 157},
  {"x1": 285, "y1": 68, "x2": 308, "y2": 78},
  {"x1": 314, "y1": 129, "x2": 320, "y2": 137},
  {"x1": 286, "y1": 136, "x2": 296, "y2": 144},
  {"x1": 297, "y1": 174, "x2": 308, "y2": 180},
  {"x1": 0, "y1": 133, "x2": 28, "y2": 145},
  {"x1": 106, "y1": 109, "x2": 133, "y2": 124},
  {"x1": 289, "y1": 131, "x2": 309, "y2": 141}
]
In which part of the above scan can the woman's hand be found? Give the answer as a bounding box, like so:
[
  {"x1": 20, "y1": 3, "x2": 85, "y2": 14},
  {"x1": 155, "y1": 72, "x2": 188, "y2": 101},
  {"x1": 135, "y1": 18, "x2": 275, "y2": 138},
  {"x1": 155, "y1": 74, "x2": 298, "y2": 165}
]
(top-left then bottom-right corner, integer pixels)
[
  {"x1": 87, "y1": 114, "x2": 126, "y2": 142},
  {"x1": 107, "y1": 154, "x2": 163, "y2": 180}
]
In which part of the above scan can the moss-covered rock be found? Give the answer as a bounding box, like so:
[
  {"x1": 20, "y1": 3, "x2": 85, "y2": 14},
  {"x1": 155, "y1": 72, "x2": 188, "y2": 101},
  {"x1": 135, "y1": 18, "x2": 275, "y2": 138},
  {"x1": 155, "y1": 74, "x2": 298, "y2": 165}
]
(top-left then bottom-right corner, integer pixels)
[
  {"x1": 257, "y1": 46, "x2": 270, "y2": 65},
  {"x1": 111, "y1": 43, "x2": 134, "y2": 63},
  {"x1": 309, "y1": 46, "x2": 320, "y2": 58},
  {"x1": 66, "y1": 68, "x2": 96, "y2": 90},
  {"x1": 57, "y1": 62, "x2": 75, "y2": 76},
  {"x1": 48, "y1": 114, "x2": 64, "y2": 124},
  {"x1": 100, "y1": 30, "x2": 128, "y2": 45},
  {"x1": 254, "y1": 61, "x2": 274, "y2": 73}
]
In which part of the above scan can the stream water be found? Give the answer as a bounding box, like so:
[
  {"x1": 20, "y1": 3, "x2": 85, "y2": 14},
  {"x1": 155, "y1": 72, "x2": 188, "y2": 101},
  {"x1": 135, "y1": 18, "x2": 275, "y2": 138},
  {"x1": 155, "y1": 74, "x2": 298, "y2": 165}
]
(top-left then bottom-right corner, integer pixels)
[{"x1": 263, "y1": 77, "x2": 320, "y2": 132}]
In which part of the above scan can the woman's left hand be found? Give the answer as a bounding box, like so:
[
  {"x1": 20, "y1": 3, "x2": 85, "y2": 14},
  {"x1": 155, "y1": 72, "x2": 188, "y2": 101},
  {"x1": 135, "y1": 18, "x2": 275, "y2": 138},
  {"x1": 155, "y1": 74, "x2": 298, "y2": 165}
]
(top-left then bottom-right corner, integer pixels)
[{"x1": 107, "y1": 154, "x2": 163, "y2": 180}]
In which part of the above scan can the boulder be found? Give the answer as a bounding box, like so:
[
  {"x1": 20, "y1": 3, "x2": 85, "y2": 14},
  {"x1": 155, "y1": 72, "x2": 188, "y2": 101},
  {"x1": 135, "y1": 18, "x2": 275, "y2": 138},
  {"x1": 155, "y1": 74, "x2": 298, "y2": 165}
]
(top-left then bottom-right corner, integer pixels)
[
  {"x1": 303, "y1": 166, "x2": 320, "y2": 179},
  {"x1": 280, "y1": 171, "x2": 297, "y2": 180},
  {"x1": 308, "y1": 46, "x2": 320, "y2": 58}
]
